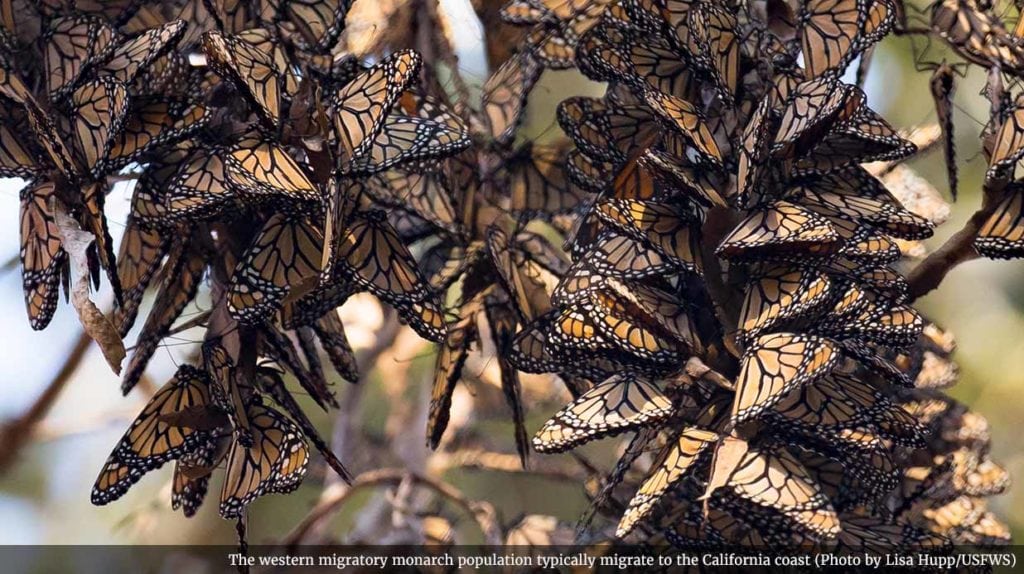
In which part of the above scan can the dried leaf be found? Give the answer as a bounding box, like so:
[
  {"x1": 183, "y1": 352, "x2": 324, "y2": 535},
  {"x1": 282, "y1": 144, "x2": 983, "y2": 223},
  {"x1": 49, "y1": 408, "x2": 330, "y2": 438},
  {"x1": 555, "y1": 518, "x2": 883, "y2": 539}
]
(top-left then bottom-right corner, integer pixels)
[
  {"x1": 700, "y1": 435, "x2": 748, "y2": 517},
  {"x1": 51, "y1": 200, "x2": 126, "y2": 374}
]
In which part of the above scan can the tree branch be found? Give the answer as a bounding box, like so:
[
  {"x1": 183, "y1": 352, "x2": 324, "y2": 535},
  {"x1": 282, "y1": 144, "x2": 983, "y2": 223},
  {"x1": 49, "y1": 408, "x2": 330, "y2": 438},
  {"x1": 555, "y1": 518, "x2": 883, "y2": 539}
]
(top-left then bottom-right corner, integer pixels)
[
  {"x1": 0, "y1": 331, "x2": 91, "y2": 472},
  {"x1": 282, "y1": 467, "x2": 500, "y2": 549},
  {"x1": 906, "y1": 206, "x2": 991, "y2": 302}
]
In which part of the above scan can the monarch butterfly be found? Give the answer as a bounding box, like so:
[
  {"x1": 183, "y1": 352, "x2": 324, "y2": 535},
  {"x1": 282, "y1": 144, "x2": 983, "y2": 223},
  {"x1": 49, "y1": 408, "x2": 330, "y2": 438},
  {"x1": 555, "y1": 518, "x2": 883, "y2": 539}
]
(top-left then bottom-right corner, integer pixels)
[
  {"x1": 256, "y1": 366, "x2": 352, "y2": 482},
  {"x1": 71, "y1": 76, "x2": 129, "y2": 177},
  {"x1": 732, "y1": 332, "x2": 840, "y2": 425},
  {"x1": 717, "y1": 200, "x2": 840, "y2": 261},
  {"x1": 738, "y1": 265, "x2": 831, "y2": 341},
  {"x1": 762, "y1": 371, "x2": 892, "y2": 431},
  {"x1": 566, "y1": 148, "x2": 615, "y2": 192},
  {"x1": 977, "y1": 183, "x2": 1024, "y2": 258},
  {"x1": 201, "y1": 299, "x2": 259, "y2": 448},
  {"x1": 113, "y1": 216, "x2": 169, "y2": 337},
  {"x1": 228, "y1": 214, "x2": 323, "y2": 324},
  {"x1": 98, "y1": 19, "x2": 187, "y2": 86},
  {"x1": 79, "y1": 181, "x2": 125, "y2": 305},
  {"x1": 219, "y1": 401, "x2": 310, "y2": 518},
  {"x1": 689, "y1": 3, "x2": 739, "y2": 103},
  {"x1": 930, "y1": 0, "x2": 1024, "y2": 73},
  {"x1": 43, "y1": 15, "x2": 115, "y2": 98},
  {"x1": 121, "y1": 240, "x2": 207, "y2": 395},
  {"x1": 290, "y1": 328, "x2": 330, "y2": 404},
  {"x1": 960, "y1": 511, "x2": 1011, "y2": 546},
  {"x1": 640, "y1": 148, "x2": 727, "y2": 207},
  {"x1": 834, "y1": 515, "x2": 947, "y2": 553},
  {"x1": 508, "y1": 311, "x2": 620, "y2": 382},
  {"x1": 921, "y1": 496, "x2": 985, "y2": 539},
  {"x1": 418, "y1": 241, "x2": 485, "y2": 295},
  {"x1": 333, "y1": 210, "x2": 432, "y2": 305},
  {"x1": 842, "y1": 231, "x2": 902, "y2": 265},
  {"x1": 427, "y1": 298, "x2": 479, "y2": 449},
  {"x1": 158, "y1": 147, "x2": 241, "y2": 222},
  {"x1": 258, "y1": 0, "x2": 355, "y2": 53},
  {"x1": 489, "y1": 226, "x2": 565, "y2": 311},
  {"x1": 522, "y1": 25, "x2": 573, "y2": 70},
  {"x1": 706, "y1": 439, "x2": 840, "y2": 539},
  {"x1": 108, "y1": 98, "x2": 210, "y2": 169},
  {"x1": 577, "y1": 24, "x2": 694, "y2": 102},
  {"x1": 92, "y1": 365, "x2": 223, "y2": 506},
  {"x1": 771, "y1": 77, "x2": 860, "y2": 159},
  {"x1": 15, "y1": 81, "x2": 81, "y2": 179},
  {"x1": 544, "y1": 0, "x2": 615, "y2": 68},
  {"x1": 0, "y1": 104, "x2": 40, "y2": 178},
  {"x1": 834, "y1": 337, "x2": 913, "y2": 388},
  {"x1": 507, "y1": 142, "x2": 588, "y2": 221},
  {"x1": 641, "y1": 90, "x2": 723, "y2": 166},
  {"x1": 225, "y1": 136, "x2": 320, "y2": 204},
  {"x1": 825, "y1": 257, "x2": 908, "y2": 300},
  {"x1": 260, "y1": 324, "x2": 336, "y2": 410},
  {"x1": 331, "y1": 50, "x2": 422, "y2": 166},
  {"x1": 481, "y1": 51, "x2": 543, "y2": 146},
  {"x1": 482, "y1": 294, "x2": 531, "y2": 466},
  {"x1": 344, "y1": 114, "x2": 471, "y2": 175},
  {"x1": 397, "y1": 298, "x2": 449, "y2": 343},
  {"x1": 828, "y1": 298, "x2": 923, "y2": 348},
  {"x1": 486, "y1": 226, "x2": 557, "y2": 322},
  {"x1": 737, "y1": 96, "x2": 772, "y2": 207},
  {"x1": 617, "y1": 426, "x2": 718, "y2": 537},
  {"x1": 791, "y1": 426, "x2": 899, "y2": 495},
  {"x1": 929, "y1": 61, "x2": 959, "y2": 199},
  {"x1": 950, "y1": 450, "x2": 1010, "y2": 498},
  {"x1": 203, "y1": 0, "x2": 257, "y2": 34},
  {"x1": 798, "y1": 0, "x2": 864, "y2": 79},
  {"x1": 366, "y1": 166, "x2": 461, "y2": 235},
  {"x1": 19, "y1": 181, "x2": 69, "y2": 331},
  {"x1": 311, "y1": 311, "x2": 359, "y2": 383},
  {"x1": 137, "y1": 48, "x2": 196, "y2": 100},
  {"x1": 280, "y1": 277, "x2": 359, "y2": 329},
  {"x1": 790, "y1": 170, "x2": 934, "y2": 240},
  {"x1": 911, "y1": 348, "x2": 959, "y2": 390},
  {"x1": 578, "y1": 228, "x2": 694, "y2": 279},
  {"x1": 202, "y1": 30, "x2": 285, "y2": 126},
  {"x1": 236, "y1": 27, "x2": 301, "y2": 95},
  {"x1": 595, "y1": 198, "x2": 702, "y2": 273},
  {"x1": 171, "y1": 436, "x2": 223, "y2": 518},
  {"x1": 500, "y1": 0, "x2": 552, "y2": 24},
  {"x1": 532, "y1": 375, "x2": 672, "y2": 453},
  {"x1": 793, "y1": 106, "x2": 916, "y2": 174},
  {"x1": 557, "y1": 96, "x2": 657, "y2": 165},
  {"x1": 984, "y1": 96, "x2": 1024, "y2": 185}
]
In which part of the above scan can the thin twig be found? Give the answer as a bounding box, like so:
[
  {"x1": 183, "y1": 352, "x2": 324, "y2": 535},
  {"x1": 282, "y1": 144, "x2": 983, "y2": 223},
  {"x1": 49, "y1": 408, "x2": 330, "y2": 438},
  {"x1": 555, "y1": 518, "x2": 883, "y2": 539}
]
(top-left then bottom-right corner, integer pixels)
[
  {"x1": 105, "y1": 172, "x2": 144, "y2": 183},
  {"x1": 436, "y1": 448, "x2": 585, "y2": 482},
  {"x1": 906, "y1": 204, "x2": 993, "y2": 301},
  {"x1": 282, "y1": 467, "x2": 500, "y2": 549}
]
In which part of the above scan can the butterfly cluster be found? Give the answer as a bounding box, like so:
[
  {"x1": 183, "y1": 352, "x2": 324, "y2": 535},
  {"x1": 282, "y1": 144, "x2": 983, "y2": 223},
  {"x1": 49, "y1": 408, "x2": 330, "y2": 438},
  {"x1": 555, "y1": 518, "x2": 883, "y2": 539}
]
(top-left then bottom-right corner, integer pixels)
[
  {"x1": 487, "y1": 0, "x2": 1013, "y2": 550},
  {"x1": 2, "y1": 0, "x2": 476, "y2": 522},
  {"x1": 0, "y1": 0, "x2": 1015, "y2": 550}
]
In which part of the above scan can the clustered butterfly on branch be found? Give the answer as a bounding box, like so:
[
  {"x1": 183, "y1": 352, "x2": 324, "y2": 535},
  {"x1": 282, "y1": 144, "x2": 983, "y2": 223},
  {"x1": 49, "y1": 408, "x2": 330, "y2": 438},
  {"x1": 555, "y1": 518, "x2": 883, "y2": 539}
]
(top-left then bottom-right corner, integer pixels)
[{"x1": 0, "y1": 0, "x2": 1014, "y2": 554}]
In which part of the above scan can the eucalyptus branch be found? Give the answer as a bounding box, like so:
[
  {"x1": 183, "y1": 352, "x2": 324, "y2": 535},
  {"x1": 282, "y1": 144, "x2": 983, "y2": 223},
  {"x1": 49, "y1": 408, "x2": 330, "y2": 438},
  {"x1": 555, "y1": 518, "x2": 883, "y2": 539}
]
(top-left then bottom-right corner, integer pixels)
[
  {"x1": 283, "y1": 468, "x2": 500, "y2": 549},
  {"x1": 0, "y1": 331, "x2": 91, "y2": 472},
  {"x1": 906, "y1": 201, "x2": 995, "y2": 302}
]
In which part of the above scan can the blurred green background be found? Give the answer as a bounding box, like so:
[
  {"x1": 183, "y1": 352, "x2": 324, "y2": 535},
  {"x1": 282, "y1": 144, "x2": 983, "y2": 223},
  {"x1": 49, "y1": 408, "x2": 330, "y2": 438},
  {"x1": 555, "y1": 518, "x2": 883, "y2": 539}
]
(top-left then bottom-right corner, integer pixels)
[{"x1": 0, "y1": 0, "x2": 1020, "y2": 547}]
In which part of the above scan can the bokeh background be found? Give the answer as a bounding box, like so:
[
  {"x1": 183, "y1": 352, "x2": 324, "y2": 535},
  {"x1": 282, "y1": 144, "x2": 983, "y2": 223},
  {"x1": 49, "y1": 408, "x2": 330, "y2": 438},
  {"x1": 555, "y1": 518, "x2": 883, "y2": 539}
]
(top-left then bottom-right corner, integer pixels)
[{"x1": 0, "y1": 0, "x2": 1020, "y2": 546}]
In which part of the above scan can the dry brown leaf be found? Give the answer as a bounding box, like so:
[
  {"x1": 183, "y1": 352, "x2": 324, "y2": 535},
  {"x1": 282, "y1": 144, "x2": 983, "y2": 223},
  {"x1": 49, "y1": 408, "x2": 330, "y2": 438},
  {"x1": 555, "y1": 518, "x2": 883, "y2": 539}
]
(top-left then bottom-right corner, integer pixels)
[
  {"x1": 699, "y1": 435, "x2": 748, "y2": 517},
  {"x1": 51, "y1": 200, "x2": 126, "y2": 374}
]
